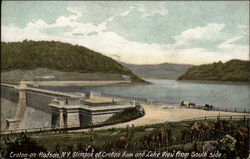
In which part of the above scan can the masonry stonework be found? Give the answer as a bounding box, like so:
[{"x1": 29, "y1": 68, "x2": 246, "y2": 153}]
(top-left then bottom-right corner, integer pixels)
[{"x1": 1, "y1": 83, "x2": 138, "y2": 130}]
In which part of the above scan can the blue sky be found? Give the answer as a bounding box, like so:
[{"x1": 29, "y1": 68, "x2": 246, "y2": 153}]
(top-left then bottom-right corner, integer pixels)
[{"x1": 2, "y1": 1, "x2": 249, "y2": 65}]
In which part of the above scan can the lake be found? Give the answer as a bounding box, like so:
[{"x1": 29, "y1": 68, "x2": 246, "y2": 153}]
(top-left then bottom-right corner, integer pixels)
[
  {"x1": 2, "y1": 79, "x2": 249, "y2": 130},
  {"x1": 39, "y1": 79, "x2": 250, "y2": 108}
]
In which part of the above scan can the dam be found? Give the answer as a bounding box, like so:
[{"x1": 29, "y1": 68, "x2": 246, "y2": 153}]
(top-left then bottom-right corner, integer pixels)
[{"x1": 1, "y1": 82, "x2": 138, "y2": 131}]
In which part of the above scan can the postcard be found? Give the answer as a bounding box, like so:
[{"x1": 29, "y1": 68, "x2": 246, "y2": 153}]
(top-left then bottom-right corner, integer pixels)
[{"x1": 1, "y1": 1, "x2": 249, "y2": 159}]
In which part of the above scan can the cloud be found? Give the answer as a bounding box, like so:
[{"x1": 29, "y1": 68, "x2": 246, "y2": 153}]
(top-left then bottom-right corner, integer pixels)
[
  {"x1": 237, "y1": 24, "x2": 249, "y2": 36},
  {"x1": 237, "y1": 24, "x2": 248, "y2": 29},
  {"x1": 97, "y1": 6, "x2": 136, "y2": 32},
  {"x1": 173, "y1": 23, "x2": 225, "y2": 45},
  {"x1": 54, "y1": 7, "x2": 81, "y2": 27},
  {"x1": 87, "y1": 32, "x2": 98, "y2": 36},
  {"x1": 132, "y1": 4, "x2": 168, "y2": 17},
  {"x1": 72, "y1": 33, "x2": 84, "y2": 36},
  {"x1": 66, "y1": 7, "x2": 82, "y2": 17},
  {"x1": 1, "y1": 6, "x2": 249, "y2": 65},
  {"x1": 217, "y1": 36, "x2": 249, "y2": 61},
  {"x1": 218, "y1": 36, "x2": 243, "y2": 49}
]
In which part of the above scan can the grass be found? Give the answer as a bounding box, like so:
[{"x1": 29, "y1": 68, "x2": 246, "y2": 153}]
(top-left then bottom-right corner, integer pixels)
[{"x1": 1, "y1": 119, "x2": 248, "y2": 158}]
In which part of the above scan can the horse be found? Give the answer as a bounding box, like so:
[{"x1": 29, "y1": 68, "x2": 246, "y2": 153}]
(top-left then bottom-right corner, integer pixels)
[
  {"x1": 188, "y1": 102, "x2": 196, "y2": 108},
  {"x1": 204, "y1": 104, "x2": 209, "y2": 110},
  {"x1": 181, "y1": 101, "x2": 196, "y2": 108},
  {"x1": 210, "y1": 105, "x2": 214, "y2": 110},
  {"x1": 181, "y1": 101, "x2": 189, "y2": 107},
  {"x1": 204, "y1": 104, "x2": 213, "y2": 110}
]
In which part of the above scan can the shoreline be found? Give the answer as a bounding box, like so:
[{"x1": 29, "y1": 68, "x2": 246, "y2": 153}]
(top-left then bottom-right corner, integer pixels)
[
  {"x1": 141, "y1": 78, "x2": 249, "y2": 85},
  {"x1": 177, "y1": 79, "x2": 249, "y2": 85}
]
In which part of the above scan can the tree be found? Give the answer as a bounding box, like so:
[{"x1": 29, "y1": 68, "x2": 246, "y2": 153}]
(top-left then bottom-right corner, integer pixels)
[{"x1": 2, "y1": 133, "x2": 47, "y2": 159}]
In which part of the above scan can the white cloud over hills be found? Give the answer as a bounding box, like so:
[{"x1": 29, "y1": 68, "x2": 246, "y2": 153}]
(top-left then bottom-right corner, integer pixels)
[{"x1": 2, "y1": 2, "x2": 249, "y2": 65}]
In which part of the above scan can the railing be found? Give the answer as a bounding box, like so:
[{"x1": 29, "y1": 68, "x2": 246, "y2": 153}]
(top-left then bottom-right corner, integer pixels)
[
  {"x1": 1, "y1": 124, "x2": 94, "y2": 135},
  {"x1": 1, "y1": 115, "x2": 249, "y2": 136},
  {"x1": 212, "y1": 106, "x2": 250, "y2": 113},
  {"x1": 1, "y1": 82, "x2": 19, "y2": 85},
  {"x1": 1, "y1": 83, "x2": 85, "y2": 99},
  {"x1": 166, "y1": 115, "x2": 250, "y2": 123},
  {"x1": 180, "y1": 104, "x2": 250, "y2": 113},
  {"x1": 80, "y1": 100, "x2": 130, "y2": 107},
  {"x1": 0, "y1": 83, "x2": 18, "y2": 88}
]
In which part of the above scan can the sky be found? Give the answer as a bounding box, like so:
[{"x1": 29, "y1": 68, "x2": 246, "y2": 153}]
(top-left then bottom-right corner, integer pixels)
[{"x1": 1, "y1": 1, "x2": 249, "y2": 65}]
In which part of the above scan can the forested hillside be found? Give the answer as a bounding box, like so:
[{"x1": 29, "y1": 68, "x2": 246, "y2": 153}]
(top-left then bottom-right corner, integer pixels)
[
  {"x1": 1, "y1": 40, "x2": 145, "y2": 82},
  {"x1": 178, "y1": 60, "x2": 249, "y2": 82}
]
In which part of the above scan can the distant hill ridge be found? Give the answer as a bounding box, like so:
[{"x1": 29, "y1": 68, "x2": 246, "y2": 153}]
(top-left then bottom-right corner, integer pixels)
[
  {"x1": 1, "y1": 40, "x2": 145, "y2": 83},
  {"x1": 120, "y1": 62, "x2": 192, "y2": 79},
  {"x1": 178, "y1": 59, "x2": 250, "y2": 82}
]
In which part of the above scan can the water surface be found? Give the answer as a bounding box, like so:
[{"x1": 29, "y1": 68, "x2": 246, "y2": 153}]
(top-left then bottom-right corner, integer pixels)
[{"x1": 39, "y1": 79, "x2": 250, "y2": 108}]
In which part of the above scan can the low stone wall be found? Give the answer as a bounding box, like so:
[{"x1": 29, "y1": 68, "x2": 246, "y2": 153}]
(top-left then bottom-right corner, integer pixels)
[
  {"x1": 78, "y1": 107, "x2": 125, "y2": 126},
  {"x1": 23, "y1": 80, "x2": 130, "y2": 86}
]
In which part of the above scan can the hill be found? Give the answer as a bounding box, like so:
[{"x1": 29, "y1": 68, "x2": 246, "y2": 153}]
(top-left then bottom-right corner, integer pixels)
[
  {"x1": 1, "y1": 40, "x2": 145, "y2": 83},
  {"x1": 178, "y1": 59, "x2": 250, "y2": 82},
  {"x1": 120, "y1": 62, "x2": 192, "y2": 79}
]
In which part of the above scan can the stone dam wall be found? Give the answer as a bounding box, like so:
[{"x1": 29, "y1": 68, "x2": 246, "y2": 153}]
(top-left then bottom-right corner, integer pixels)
[
  {"x1": 1, "y1": 86, "x2": 19, "y2": 103},
  {"x1": 1, "y1": 85, "x2": 76, "y2": 113},
  {"x1": 25, "y1": 90, "x2": 67, "y2": 113},
  {"x1": 1, "y1": 84, "x2": 136, "y2": 130}
]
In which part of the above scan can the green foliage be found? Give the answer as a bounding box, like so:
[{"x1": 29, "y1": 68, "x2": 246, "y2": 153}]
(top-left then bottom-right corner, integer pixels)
[
  {"x1": 219, "y1": 134, "x2": 236, "y2": 151},
  {"x1": 104, "y1": 105, "x2": 145, "y2": 124},
  {"x1": 1, "y1": 40, "x2": 145, "y2": 82},
  {"x1": 178, "y1": 60, "x2": 250, "y2": 82},
  {"x1": 1, "y1": 133, "x2": 47, "y2": 159},
  {"x1": 1, "y1": 119, "x2": 248, "y2": 158}
]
